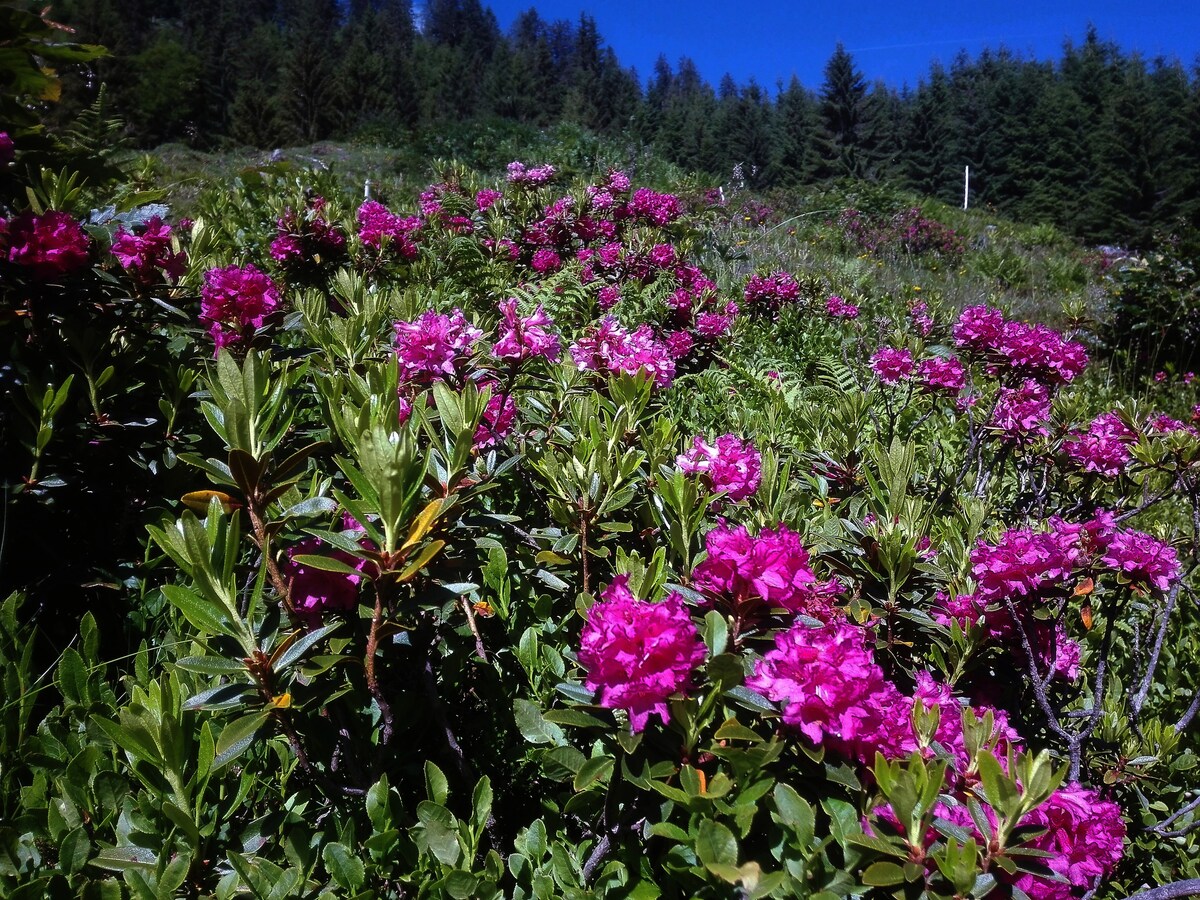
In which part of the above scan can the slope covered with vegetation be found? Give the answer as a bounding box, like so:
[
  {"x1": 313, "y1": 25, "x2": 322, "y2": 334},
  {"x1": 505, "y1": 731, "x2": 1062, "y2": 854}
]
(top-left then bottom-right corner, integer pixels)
[{"x1": 4, "y1": 5, "x2": 1200, "y2": 899}]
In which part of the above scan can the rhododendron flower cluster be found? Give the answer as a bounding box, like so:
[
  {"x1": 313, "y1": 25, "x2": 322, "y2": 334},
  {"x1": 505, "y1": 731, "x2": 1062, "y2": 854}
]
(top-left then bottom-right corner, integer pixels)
[
  {"x1": 569, "y1": 317, "x2": 676, "y2": 388},
  {"x1": 282, "y1": 538, "x2": 367, "y2": 629},
  {"x1": 692, "y1": 523, "x2": 841, "y2": 617},
  {"x1": 954, "y1": 304, "x2": 1088, "y2": 384},
  {"x1": 529, "y1": 247, "x2": 561, "y2": 273},
  {"x1": 917, "y1": 356, "x2": 966, "y2": 393},
  {"x1": 747, "y1": 619, "x2": 887, "y2": 746},
  {"x1": 743, "y1": 271, "x2": 801, "y2": 315},
  {"x1": 676, "y1": 434, "x2": 762, "y2": 501},
  {"x1": 475, "y1": 188, "x2": 503, "y2": 212},
  {"x1": 825, "y1": 294, "x2": 859, "y2": 318},
  {"x1": 200, "y1": 264, "x2": 280, "y2": 351},
  {"x1": 0, "y1": 132, "x2": 13, "y2": 165},
  {"x1": 6, "y1": 209, "x2": 91, "y2": 279},
  {"x1": 1064, "y1": 411, "x2": 1135, "y2": 476},
  {"x1": 473, "y1": 384, "x2": 517, "y2": 450},
  {"x1": 111, "y1": 216, "x2": 187, "y2": 284},
  {"x1": 971, "y1": 526, "x2": 1086, "y2": 603},
  {"x1": 621, "y1": 187, "x2": 683, "y2": 226},
  {"x1": 394, "y1": 308, "x2": 482, "y2": 385},
  {"x1": 577, "y1": 576, "x2": 706, "y2": 732},
  {"x1": 492, "y1": 298, "x2": 561, "y2": 364},
  {"x1": 357, "y1": 200, "x2": 420, "y2": 258},
  {"x1": 972, "y1": 516, "x2": 1179, "y2": 602},
  {"x1": 990, "y1": 378, "x2": 1051, "y2": 442},
  {"x1": 270, "y1": 197, "x2": 346, "y2": 269},
  {"x1": 747, "y1": 621, "x2": 1016, "y2": 770},
  {"x1": 871, "y1": 347, "x2": 915, "y2": 384},
  {"x1": 1146, "y1": 413, "x2": 1198, "y2": 436},
  {"x1": 505, "y1": 161, "x2": 556, "y2": 186},
  {"x1": 1099, "y1": 529, "x2": 1180, "y2": 592},
  {"x1": 1011, "y1": 785, "x2": 1126, "y2": 900}
]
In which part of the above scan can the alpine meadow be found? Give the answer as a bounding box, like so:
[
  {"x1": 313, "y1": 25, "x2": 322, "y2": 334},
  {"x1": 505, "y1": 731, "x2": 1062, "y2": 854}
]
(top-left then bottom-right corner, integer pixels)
[{"x1": 5, "y1": 2, "x2": 1200, "y2": 899}]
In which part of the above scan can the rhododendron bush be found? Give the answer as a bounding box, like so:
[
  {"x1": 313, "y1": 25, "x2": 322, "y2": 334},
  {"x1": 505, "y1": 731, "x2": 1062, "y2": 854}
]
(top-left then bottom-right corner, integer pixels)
[{"x1": 4, "y1": 41, "x2": 1200, "y2": 898}]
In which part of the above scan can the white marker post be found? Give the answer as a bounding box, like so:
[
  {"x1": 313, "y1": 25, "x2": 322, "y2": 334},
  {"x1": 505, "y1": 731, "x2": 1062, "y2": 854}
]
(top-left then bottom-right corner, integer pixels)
[{"x1": 963, "y1": 165, "x2": 970, "y2": 211}]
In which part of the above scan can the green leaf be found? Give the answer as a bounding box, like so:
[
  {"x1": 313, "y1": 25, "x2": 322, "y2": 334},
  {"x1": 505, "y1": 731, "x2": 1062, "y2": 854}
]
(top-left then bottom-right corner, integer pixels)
[
  {"x1": 161, "y1": 585, "x2": 238, "y2": 639},
  {"x1": 212, "y1": 711, "x2": 270, "y2": 772},
  {"x1": 56, "y1": 648, "x2": 89, "y2": 706},
  {"x1": 573, "y1": 756, "x2": 614, "y2": 792},
  {"x1": 174, "y1": 656, "x2": 247, "y2": 676},
  {"x1": 289, "y1": 553, "x2": 361, "y2": 575},
  {"x1": 772, "y1": 784, "x2": 815, "y2": 845},
  {"x1": 424, "y1": 761, "x2": 449, "y2": 805},
  {"x1": 514, "y1": 699, "x2": 565, "y2": 745},
  {"x1": 695, "y1": 820, "x2": 738, "y2": 869},
  {"x1": 271, "y1": 623, "x2": 339, "y2": 672},
  {"x1": 862, "y1": 861, "x2": 906, "y2": 886},
  {"x1": 322, "y1": 842, "x2": 365, "y2": 891},
  {"x1": 59, "y1": 826, "x2": 90, "y2": 875}
]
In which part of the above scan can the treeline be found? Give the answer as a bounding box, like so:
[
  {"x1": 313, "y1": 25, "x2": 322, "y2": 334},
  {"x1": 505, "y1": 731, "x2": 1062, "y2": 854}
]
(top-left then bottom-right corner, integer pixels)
[{"x1": 52, "y1": 0, "x2": 1200, "y2": 246}]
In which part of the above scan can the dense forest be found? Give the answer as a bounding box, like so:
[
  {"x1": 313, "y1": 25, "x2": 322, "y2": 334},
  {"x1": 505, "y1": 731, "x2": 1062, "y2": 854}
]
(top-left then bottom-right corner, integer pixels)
[{"x1": 53, "y1": 0, "x2": 1200, "y2": 246}]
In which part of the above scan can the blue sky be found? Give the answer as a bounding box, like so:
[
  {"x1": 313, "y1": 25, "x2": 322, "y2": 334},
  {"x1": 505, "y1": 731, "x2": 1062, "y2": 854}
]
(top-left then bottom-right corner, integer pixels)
[{"x1": 483, "y1": 0, "x2": 1200, "y2": 91}]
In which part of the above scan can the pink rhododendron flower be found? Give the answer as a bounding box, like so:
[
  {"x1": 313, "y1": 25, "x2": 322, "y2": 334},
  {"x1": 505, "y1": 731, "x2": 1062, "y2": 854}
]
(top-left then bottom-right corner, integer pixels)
[
  {"x1": 473, "y1": 383, "x2": 517, "y2": 449},
  {"x1": 6, "y1": 210, "x2": 91, "y2": 279},
  {"x1": 622, "y1": 187, "x2": 683, "y2": 225},
  {"x1": 692, "y1": 523, "x2": 841, "y2": 618},
  {"x1": 0, "y1": 132, "x2": 13, "y2": 164},
  {"x1": 492, "y1": 298, "x2": 561, "y2": 363},
  {"x1": 578, "y1": 576, "x2": 706, "y2": 732},
  {"x1": 991, "y1": 378, "x2": 1051, "y2": 441},
  {"x1": 1146, "y1": 413, "x2": 1198, "y2": 436},
  {"x1": 506, "y1": 161, "x2": 556, "y2": 186},
  {"x1": 282, "y1": 537, "x2": 367, "y2": 629},
  {"x1": 475, "y1": 188, "x2": 503, "y2": 211},
  {"x1": 743, "y1": 271, "x2": 801, "y2": 315},
  {"x1": 918, "y1": 356, "x2": 965, "y2": 393},
  {"x1": 1012, "y1": 784, "x2": 1125, "y2": 900},
  {"x1": 111, "y1": 216, "x2": 187, "y2": 284},
  {"x1": 677, "y1": 434, "x2": 762, "y2": 501},
  {"x1": 747, "y1": 619, "x2": 890, "y2": 746},
  {"x1": 970, "y1": 526, "x2": 1085, "y2": 604},
  {"x1": 954, "y1": 304, "x2": 1088, "y2": 384},
  {"x1": 529, "y1": 247, "x2": 561, "y2": 273},
  {"x1": 649, "y1": 243, "x2": 676, "y2": 268},
  {"x1": 357, "y1": 200, "x2": 421, "y2": 258},
  {"x1": 569, "y1": 317, "x2": 676, "y2": 388},
  {"x1": 270, "y1": 198, "x2": 346, "y2": 269},
  {"x1": 1099, "y1": 529, "x2": 1179, "y2": 593},
  {"x1": 1065, "y1": 412, "x2": 1135, "y2": 476},
  {"x1": 871, "y1": 347, "x2": 915, "y2": 384},
  {"x1": 826, "y1": 294, "x2": 859, "y2": 318},
  {"x1": 597, "y1": 284, "x2": 621, "y2": 310},
  {"x1": 954, "y1": 304, "x2": 1006, "y2": 351},
  {"x1": 664, "y1": 329, "x2": 694, "y2": 358},
  {"x1": 394, "y1": 308, "x2": 483, "y2": 385},
  {"x1": 694, "y1": 302, "x2": 738, "y2": 339},
  {"x1": 200, "y1": 264, "x2": 280, "y2": 351}
]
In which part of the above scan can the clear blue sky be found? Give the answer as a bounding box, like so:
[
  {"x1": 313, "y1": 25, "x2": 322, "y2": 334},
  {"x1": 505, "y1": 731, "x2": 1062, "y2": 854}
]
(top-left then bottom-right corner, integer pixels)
[{"x1": 482, "y1": 0, "x2": 1200, "y2": 91}]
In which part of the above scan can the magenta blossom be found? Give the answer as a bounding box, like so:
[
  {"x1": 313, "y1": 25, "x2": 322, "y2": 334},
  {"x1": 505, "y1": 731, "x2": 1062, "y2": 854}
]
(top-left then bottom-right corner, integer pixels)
[
  {"x1": 357, "y1": 201, "x2": 420, "y2": 258},
  {"x1": 111, "y1": 217, "x2": 187, "y2": 284},
  {"x1": 871, "y1": 347, "x2": 915, "y2": 384},
  {"x1": 578, "y1": 576, "x2": 706, "y2": 732},
  {"x1": 6, "y1": 210, "x2": 91, "y2": 279},
  {"x1": 200, "y1": 264, "x2": 280, "y2": 351},
  {"x1": 1064, "y1": 412, "x2": 1135, "y2": 477},
  {"x1": 569, "y1": 317, "x2": 676, "y2": 388},
  {"x1": 394, "y1": 308, "x2": 483, "y2": 385},
  {"x1": 0, "y1": 132, "x2": 13, "y2": 165},
  {"x1": 677, "y1": 434, "x2": 761, "y2": 501},
  {"x1": 282, "y1": 537, "x2": 367, "y2": 629},
  {"x1": 692, "y1": 523, "x2": 841, "y2": 618},
  {"x1": 492, "y1": 298, "x2": 561, "y2": 364},
  {"x1": 990, "y1": 378, "x2": 1051, "y2": 442},
  {"x1": 918, "y1": 356, "x2": 966, "y2": 393},
  {"x1": 1099, "y1": 529, "x2": 1179, "y2": 593},
  {"x1": 473, "y1": 383, "x2": 517, "y2": 449},
  {"x1": 747, "y1": 619, "x2": 890, "y2": 746},
  {"x1": 1012, "y1": 784, "x2": 1125, "y2": 900},
  {"x1": 826, "y1": 294, "x2": 860, "y2": 319}
]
